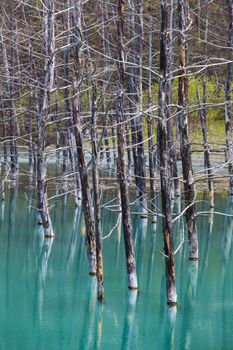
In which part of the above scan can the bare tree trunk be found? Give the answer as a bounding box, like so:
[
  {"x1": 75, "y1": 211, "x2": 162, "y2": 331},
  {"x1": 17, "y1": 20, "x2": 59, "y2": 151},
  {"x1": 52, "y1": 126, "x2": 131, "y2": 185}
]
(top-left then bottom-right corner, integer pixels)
[
  {"x1": 177, "y1": 0, "x2": 198, "y2": 260},
  {"x1": 101, "y1": 3, "x2": 111, "y2": 168},
  {"x1": 117, "y1": 0, "x2": 138, "y2": 290},
  {"x1": 55, "y1": 97, "x2": 61, "y2": 174},
  {"x1": 28, "y1": 91, "x2": 33, "y2": 175},
  {"x1": 63, "y1": 3, "x2": 81, "y2": 204},
  {"x1": 197, "y1": 89, "x2": 214, "y2": 207},
  {"x1": 0, "y1": 91, "x2": 8, "y2": 176},
  {"x1": 147, "y1": 16, "x2": 156, "y2": 219},
  {"x1": 128, "y1": 0, "x2": 139, "y2": 190},
  {"x1": 135, "y1": 0, "x2": 147, "y2": 216},
  {"x1": 167, "y1": 0, "x2": 180, "y2": 198},
  {"x1": 110, "y1": 112, "x2": 117, "y2": 165},
  {"x1": 0, "y1": 27, "x2": 17, "y2": 182},
  {"x1": 225, "y1": 0, "x2": 233, "y2": 195},
  {"x1": 158, "y1": 0, "x2": 177, "y2": 306},
  {"x1": 196, "y1": 0, "x2": 201, "y2": 38},
  {"x1": 91, "y1": 83, "x2": 104, "y2": 301},
  {"x1": 72, "y1": 0, "x2": 97, "y2": 275},
  {"x1": 28, "y1": 40, "x2": 38, "y2": 179},
  {"x1": 37, "y1": 0, "x2": 55, "y2": 237},
  {"x1": 125, "y1": 116, "x2": 132, "y2": 173},
  {"x1": 199, "y1": 0, "x2": 214, "y2": 207},
  {"x1": 9, "y1": 19, "x2": 18, "y2": 179}
]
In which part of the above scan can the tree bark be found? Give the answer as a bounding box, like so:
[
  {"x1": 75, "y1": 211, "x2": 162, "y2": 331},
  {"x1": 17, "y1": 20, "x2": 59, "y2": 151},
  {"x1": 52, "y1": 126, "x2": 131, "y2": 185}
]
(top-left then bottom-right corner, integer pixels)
[
  {"x1": 147, "y1": 16, "x2": 156, "y2": 218},
  {"x1": 117, "y1": 0, "x2": 138, "y2": 290},
  {"x1": 167, "y1": 0, "x2": 180, "y2": 198},
  {"x1": 37, "y1": 0, "x2": 55, "y2": 237},
  {"x1": 135, "y1": 0, "x2": 147, "y2": 216},
  {"x1": 177, "y1": 0, "x2": 198, "y2": 260},
  {"x1": 225, "y1": 0, "x2": 233, "y2": 195},
  {"x1": 0, "y1": 27, "x2": 17, "y2": 182},
  {"x1": 158, "y1": 0, "x2": 177, "y2": 305},
  {"x1": 197, "y1": 89, "x2": 214, "y2": 207},
  {"x1": 91, "y1": 83, "x2": 104, "y2": 301},
  {"x1": 72, "y1": 0, "x2": 97, "y2": 275}
]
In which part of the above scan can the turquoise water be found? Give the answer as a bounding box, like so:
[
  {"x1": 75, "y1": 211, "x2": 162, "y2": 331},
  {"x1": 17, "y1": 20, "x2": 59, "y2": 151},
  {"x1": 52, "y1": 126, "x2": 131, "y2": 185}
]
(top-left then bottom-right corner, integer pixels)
[{"x1": 0, "y1": 186, "x2": 232, "y2": 350}]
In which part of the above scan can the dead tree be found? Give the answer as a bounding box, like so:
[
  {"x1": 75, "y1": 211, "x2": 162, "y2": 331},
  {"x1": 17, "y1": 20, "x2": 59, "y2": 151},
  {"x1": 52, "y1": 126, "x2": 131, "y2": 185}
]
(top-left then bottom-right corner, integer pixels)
[
  {"x1": 116, "y1": 0, "x2": 138, "y2": 290},
  {"x1": 28, "y1": 44, "x2": 37, "y2": 177},
  {"x1": 167, "y1": 0, "x2": 180, "y2": 197},
  {"x1": 37, "y1": 0, "x2": 55, "y2": 237},
  {"x1": 91, "y1": 83, "x2": 104, "y2": 301},
  {"x1": 177, "y1": 0, "x2": 198, "y2": 260},
  {"x1": 135, "y1": 0, "x2": 147, "y2": 216},
  {"x1": 72, "y1": 0, "x2": 97, "y2": 275},
  {"x1": 225, "y1": 0, "x2": 233, "y2": 195},
  {"x1": 158, "y1": 0, "x2": 177, "y2": 305},
  {"x1": 196, "y1": 89, "x2": 214, "y2": 207},
  {"x1": 63, "y1": 3, "x2": 81, "y2": 205},
  {"x1": 198, "y1": 0, "x2": 214, "y2": 207},
  {"x1": 0, "y1": 89, "x2": 8, "y2": 176},
  {"x1": 127, "y1": 0, "x2": 147, "y2": 216},
  {"x1": 147, "y1": 16, "x2": 157, "y2": 218},
  {"x1": 101, "y1": 2, "x2": 111, "y2": 168},
  {"x1": 0, "y1": 27, "x2": 18, "y2": 181},
  {"x1": 127, "y1": 0, "x2": 139, "y2": 181}
]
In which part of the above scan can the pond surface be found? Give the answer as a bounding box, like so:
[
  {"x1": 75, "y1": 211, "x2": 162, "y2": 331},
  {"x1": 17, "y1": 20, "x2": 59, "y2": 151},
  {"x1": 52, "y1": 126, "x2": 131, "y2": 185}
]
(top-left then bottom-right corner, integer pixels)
[{"x1": 0, "y1": 185, "x2": 232, "y2": 350}]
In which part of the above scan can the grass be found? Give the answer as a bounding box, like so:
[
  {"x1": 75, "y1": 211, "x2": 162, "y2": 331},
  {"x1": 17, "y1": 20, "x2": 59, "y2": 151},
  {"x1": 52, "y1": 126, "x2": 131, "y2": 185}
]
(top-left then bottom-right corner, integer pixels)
[{"x1": 142, "y1": 75, "x2": 228, "y2": 145}]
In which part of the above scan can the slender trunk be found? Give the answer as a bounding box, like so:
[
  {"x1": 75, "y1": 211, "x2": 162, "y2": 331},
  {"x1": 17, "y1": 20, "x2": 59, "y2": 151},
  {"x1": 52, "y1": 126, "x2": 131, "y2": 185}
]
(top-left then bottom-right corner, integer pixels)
[
  {"x1": 177, "y1": 0, "x2": 198, "y2": 260},
  {"x1": 63, "y1": 4, "x2": 81, "y2": 204},
  {"x1": 147, "y1": 16, "x2": 156, "y2": 218},
  {"x1": 158, "y1": 0, "x2": 177, "y2": 305},
  {"x1": 28, "y1": 92, "x2": 33, "y2": 175},
  {"x1": 167, "y1": 0, "x2": 180, "y2": 197},
  {"x1": 197, "y1": 89, "x2": 214, "y2": 207},
  {"x1": 200, "y1": 0, "x2": 214, "y2": 206},
  {"x1": 225, "y1": 0, "x2": 233, "y2": 195},
  {"x1": 117, "y1": 0, "x2": 138, "y2": 290},
  {"x1": 55, "y1": 97, "x2": 61, "y2": 174},
  {"x1": 0, "y1": 27, "x2": 17, "y2": 181},
  {"x1": 127, "y1": 0, "x2": 139, "y2": 196},
  {"x1": 135, "y1": 0, "x2": 147, "y2": 216},
  {"x1": 72, "y1": 0, "x2": 96, "y2": 275},
  {"x1": 196, "y1": 0, "x2": 201, "y2": 38},
  {"x1": 125, "y1": 116, "x2": 132, "y2": 172},
  {"x1": 0, "y1": 92, "x2": 8, "y2": 175},
  {"x1": 101, "y1": 4, "x2": 111, "y2": 167},
  {"x1": 37, "y1": 0, "x2": 55, "y2": 237},
  {"x1": 63, "y1": 3, "x2": 71, "y2": 187},
  {"x1": 110, "y1": 112, "x2": 117, "y2": 165},
  {"x1": 91, "y1": 84, "x2": 104, "y2": 301}
]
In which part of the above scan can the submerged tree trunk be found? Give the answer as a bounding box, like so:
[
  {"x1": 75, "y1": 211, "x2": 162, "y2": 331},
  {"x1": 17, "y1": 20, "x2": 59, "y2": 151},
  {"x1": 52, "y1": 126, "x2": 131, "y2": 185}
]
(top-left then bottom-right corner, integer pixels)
[
  {"x1": 37, "y1": 0, "x2": 55, "y2": 237},
  {"x1": 91, "y1": 83, "x2": 104, "y2": 301},
  {"x1": 225, "y1": 0, "x2": 233, "y2": 195},
  {"x1": 158, "y1": 0, "x2": 177, "y2": 306},
  {"x1": 72, "y1": 0, "x2": 96, "y2": 275},
  {"x1": 177, "y1": 0, "x2": 198, "y2": 260},
  {"x1": 116, "y1": 0, "x2": 138, "y2": 290}
]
